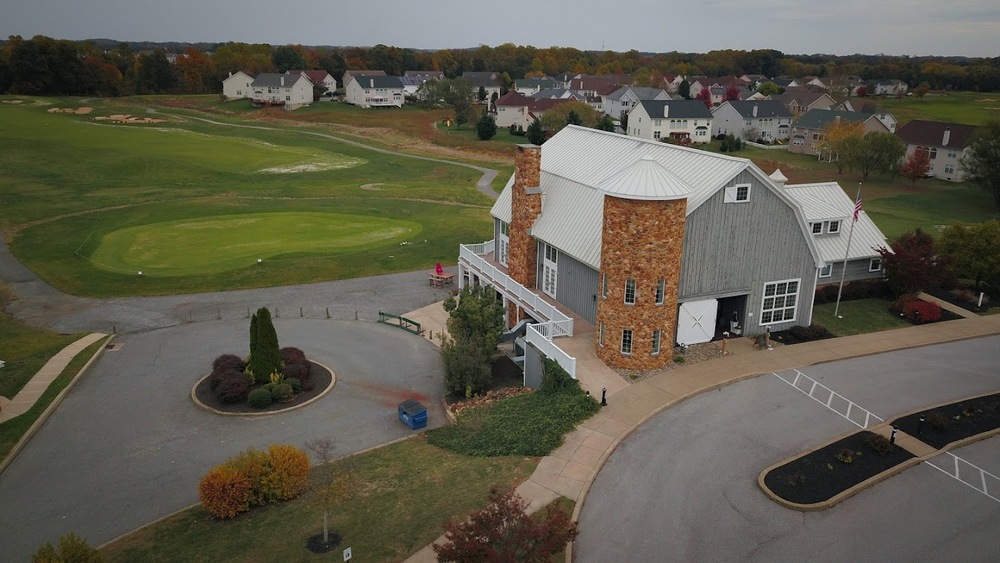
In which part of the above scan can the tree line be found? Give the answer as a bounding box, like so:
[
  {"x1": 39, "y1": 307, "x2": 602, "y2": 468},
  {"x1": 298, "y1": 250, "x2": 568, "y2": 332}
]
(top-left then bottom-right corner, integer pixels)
[{"x1": 3, "y1": 35, "x2": 1000, "y2": 97}]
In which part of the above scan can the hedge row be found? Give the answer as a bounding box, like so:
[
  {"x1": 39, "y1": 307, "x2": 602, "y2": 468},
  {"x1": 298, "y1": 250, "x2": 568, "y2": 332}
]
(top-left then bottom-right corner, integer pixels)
[{"x1": 198, "y1": 444, "x2": 311, "y2": 519}]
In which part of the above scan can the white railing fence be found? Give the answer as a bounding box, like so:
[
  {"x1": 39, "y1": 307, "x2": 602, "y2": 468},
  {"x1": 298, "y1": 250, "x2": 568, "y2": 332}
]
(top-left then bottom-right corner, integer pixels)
[{"x1": 526, "y1": 323, "x2": 577, "y2": 378}]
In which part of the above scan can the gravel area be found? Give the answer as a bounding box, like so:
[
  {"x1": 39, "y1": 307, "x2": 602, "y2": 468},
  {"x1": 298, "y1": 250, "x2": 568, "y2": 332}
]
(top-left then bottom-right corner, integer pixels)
[{"x1": 612, "y1": 341, "x2": 728, "y2": 383}]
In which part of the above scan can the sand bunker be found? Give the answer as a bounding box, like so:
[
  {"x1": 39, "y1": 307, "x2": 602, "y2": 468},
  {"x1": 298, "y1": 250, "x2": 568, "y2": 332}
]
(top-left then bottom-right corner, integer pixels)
[
  {"x1": 977, "y1": 98, "x2": 996, "y2": 102},
  {"x1": 2, "y1": 100, "x2": 24, "y2": 104},
  {"x1": 48, "y1": 106, "x2": 93, "y2": 114},
  {"x1": 257, "y1": 160, "x2": 363, "y2": 174},
  {"x1": 361, "y1": 183, "x2": 383, "y2": 190},
  {"x1": 94, "y1": 113, "x2": 167, "y2": 124}
]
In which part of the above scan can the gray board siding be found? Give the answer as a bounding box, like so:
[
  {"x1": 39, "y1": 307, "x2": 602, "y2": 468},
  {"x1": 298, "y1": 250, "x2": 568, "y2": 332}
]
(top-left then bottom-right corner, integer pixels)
[
  {"x1": 524, "y1": 342, "x2": 544, "y2": 389},
  {"x1": 817, "y1": 258, "x2": 883, "y2": 285},
  {"x1": 554, "y1": 251, "x2": 599, "y2": 324},
  {"x1": 678, "y1": 169, "x2": 817, "y2": 334}
]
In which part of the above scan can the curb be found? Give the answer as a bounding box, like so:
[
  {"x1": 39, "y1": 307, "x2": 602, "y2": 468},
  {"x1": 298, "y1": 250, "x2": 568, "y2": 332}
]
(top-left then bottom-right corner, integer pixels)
[
  {"x1": 190, "y1": 360, "x2": 337, "y2": 417},
  {"x1": 0, "y1": 333, "x2": 112, "y2": 477}
]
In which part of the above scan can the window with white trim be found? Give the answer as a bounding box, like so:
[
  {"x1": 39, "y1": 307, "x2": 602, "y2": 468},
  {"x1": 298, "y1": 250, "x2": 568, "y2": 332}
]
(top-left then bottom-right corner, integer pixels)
[
  {"x1": 724, "y1": 184, "x2": 751, "y2": 203},
  {"x1": 624, "y1": 278, "x2": 636, "y2": 305},
  {"x1": 601, "y1": 272, "x2": 608, "y2": 299},
  {"x1": 599, "y1": 322, "x2": 605, "y2": 347},
  {"x1": 761, "y1": 279, "x2": 799, "y2": 324},
  {"x1": 621, "y1": 329, "x2": 633, "y2": 354},
  {"x1": 819, "y1": 264, "x2": 832, "y2": 278},
  {"x1": 652, "y1": 329, "x2": 661, "y2": 355},
  {"x1": 811, "y1": 222, "x2": 823, "y2": 234},
  {"x1": 498, "y1": 221, "x2": 510, "y2": 267},
  {"x1": 655, "y1": 278, "x2": 665, "y2": 305},
  {"x1": 869, "y1": 258, "x2": 882, "y2": 272},
  {"x1": 828, "y1": 220, "x2": 840, "y2": 234}
]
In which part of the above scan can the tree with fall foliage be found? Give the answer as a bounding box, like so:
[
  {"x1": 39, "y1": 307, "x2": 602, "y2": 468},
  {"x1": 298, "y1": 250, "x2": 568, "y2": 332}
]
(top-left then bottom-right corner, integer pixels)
[
  {"x1": 876, "y1": 229, "x2": 950, "y2": 296},
  {"x1": 913, "y1": 81, "x2": 931, "y2": 101},
  {"x1": 816, "y1": 119, "x2": 864, "y2": 173},
  {"x1": 845, "y1": 132, "x2": 906, "y2": 181},
  {"x1": 539, "y1": 101, "x2": 598, "y2": 134},
  {"x1": 899, "y1": 149, "x2": 931, "y2": 184},
  {"x1": 723, "y1": 84, "x2": 742, "y2": 102},
  {"x1": 694, "y1": 86, "x2": 712, "y2": 109},
  {"x1": 305, "y1": 438, "x2": 353, "y2": 551},
  {"x1": 433, "y1": 486, "x2": 579, "y2": 563}
]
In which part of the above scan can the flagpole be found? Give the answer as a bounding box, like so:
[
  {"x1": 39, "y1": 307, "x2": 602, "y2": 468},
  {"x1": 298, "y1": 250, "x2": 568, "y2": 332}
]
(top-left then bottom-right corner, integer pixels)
[{"x1": 833, "y1": 184, "x2": 862, "y2": 318}]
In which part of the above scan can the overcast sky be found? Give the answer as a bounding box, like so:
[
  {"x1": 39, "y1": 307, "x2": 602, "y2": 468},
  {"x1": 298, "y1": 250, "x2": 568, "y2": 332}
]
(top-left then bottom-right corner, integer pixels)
[{"x1": 3, "y1": 0, "x2": 999, "y2": 58}]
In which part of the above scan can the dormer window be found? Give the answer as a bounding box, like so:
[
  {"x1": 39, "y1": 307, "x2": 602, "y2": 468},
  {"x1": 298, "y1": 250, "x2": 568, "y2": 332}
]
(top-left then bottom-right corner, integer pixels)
[
  {"x1": 828, "y1": 220, "x2": 841, "y2": 234},
  {"x1": 811, "y1": 222, "x2": 823, "y2": 235}
]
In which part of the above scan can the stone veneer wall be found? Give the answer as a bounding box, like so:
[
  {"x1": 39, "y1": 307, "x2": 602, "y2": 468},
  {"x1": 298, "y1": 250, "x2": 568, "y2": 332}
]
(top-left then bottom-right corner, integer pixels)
[
  {"x1": 596, "y1": 195, "x2": 687, "y2": 370},
  {"x1": 508, "y1": 144, "x2": 542, "y2": 290}
]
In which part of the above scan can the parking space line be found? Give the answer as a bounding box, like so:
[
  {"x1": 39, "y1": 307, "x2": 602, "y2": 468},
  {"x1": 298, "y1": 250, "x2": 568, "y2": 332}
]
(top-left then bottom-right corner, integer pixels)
[
  {"x1": 773, "y1": 369, "x2": 884, "y2": 429},
  {"x1": 924, "y1": 453, "x2": 1000, "y2": 504}
]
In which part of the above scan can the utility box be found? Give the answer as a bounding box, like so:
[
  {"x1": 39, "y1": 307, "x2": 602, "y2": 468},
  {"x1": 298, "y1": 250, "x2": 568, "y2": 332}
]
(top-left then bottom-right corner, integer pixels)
[{"x1": 397, "y1": 399, "x2": 427, "y2": 430}]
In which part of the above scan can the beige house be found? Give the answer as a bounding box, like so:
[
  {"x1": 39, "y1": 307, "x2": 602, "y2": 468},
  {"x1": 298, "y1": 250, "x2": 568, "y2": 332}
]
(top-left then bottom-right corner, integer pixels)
[
  {"x1": 249, "y1": 73, "x2": 313, "y2": 109},
  {"x1": 770, "y1": 90, "x2": 837, "y2": 116},
  {"x1": 221, "y1": 71, "x2": 254, "y2": 101},
  {"x1": 896, "y1": 120, "x2": 977, "y2": 182},
  {"x1": 626, "y1": 100, "x2": 714, "y2": 143},
  {"x1": 789, "y1": 109, "x2": 890, "y2": 156},
  {"x1": 344, "y1": 75, "x2": 405, "y2": 108}
]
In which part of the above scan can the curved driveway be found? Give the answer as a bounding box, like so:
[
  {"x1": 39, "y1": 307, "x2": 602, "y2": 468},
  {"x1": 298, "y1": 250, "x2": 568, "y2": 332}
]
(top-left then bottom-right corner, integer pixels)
[{"x1": 577, "y1": 337, "x2": 1000, "y2": 561}]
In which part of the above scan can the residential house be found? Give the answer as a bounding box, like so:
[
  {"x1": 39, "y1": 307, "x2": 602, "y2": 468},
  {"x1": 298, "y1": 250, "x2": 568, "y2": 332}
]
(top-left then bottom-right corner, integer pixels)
[
  {"x1": 661, "y1": 73, "x2": 685, "y2": 94},
  {"x1": 740, "y1": 74, "x2": 769, "y2": 89},
  {"x1": 708, "y1": 84, "x2": 752, "y2": 107},
  {"x1": 341, "y1": 69, "x2": 386, "y2": 90},
  {"x1": 826, "y1": 75, "x2": 865, "y2": 98},
  {"x1": 799, "y1": 76, "x2": 828, "y2": 90},
  {"x1": 789, "y1": 109, "x2": 890, "y2": 157},
  {"x1": 515, "y1": 78, "x2": 556, "y2": 95},
  {"x1": 836, "y1": 100, "x2": 897, "y2": 133},
  {"x1": 404, "y1": 70, "x2": 444, "y2": 80},
  {"x1": 457, "y1": 126, "x2": 854, "y2": 384},
  {"x1": 249, "y1": 73, "x2": 313, "y2": 109},
  {"x1": 770, "y1": 89, "x2": 838, "y2": 117},
  {"x1": 344, "y1": 75, "x2": 405, "y2": 108},
  {"x1": 896, "y1": 120, "x2": 978, "y2": 182},
  {"x1": 778, "y1": 175, "x2": 891, "y2": 286},
  {"x1": 462, "y1": 71, "x2": 502, "y2": 102},
  {"x1": 568, "y1": 76, "x2": 623, "y2": 99},
  {"x1": 875, "y1": 79, "x2": 908, "y2": 97},
  {"x1": 770, "y1": 77, "x2": 800, "y2": 89},
  {"x1": 285, "y1": 70, "x2": 336, "y2": 93},
  {"x1": 604, "y1": 86, "x2": 671, "y2": 119},
  {"x1": 626, "y1": 100, "x2": 714, "y2": 143},
  {"x1": 712, "y1": 100, "x2": 792, "y2": 142},
  {"x1": 221, "y1": 70, "x2": 254, "y2": 101},
  {"x1": 532, "y1": 88, "x2": 586, "y2": 101},
  {"x1": 493, "y1": 91, "x2": 571, "y2": 130}
]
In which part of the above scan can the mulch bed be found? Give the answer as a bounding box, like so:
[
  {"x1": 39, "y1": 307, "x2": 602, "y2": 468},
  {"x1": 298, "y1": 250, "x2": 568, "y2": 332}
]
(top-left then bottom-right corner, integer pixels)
[
  {"x1": 306, "y1": 533, "x2": 342, "y2": 554},
  {"x1": 763, "y1": 431, "x2": 914, "y2": 505},
  {"x1": 891, "y1": 392, "x2": 1000, "y2": 450},
  {"x1": 194, "y1": 361, "x2": 332, "y2": 414},
  {"x1": 927, "y1": 288, "x2": 995, "y2": 314},
  {"x1": 444, "y1": 355, "x2": 525, "y2": 408},
  {"x1": 770, "y1": 325, "x2": 835, "y2": 345}
]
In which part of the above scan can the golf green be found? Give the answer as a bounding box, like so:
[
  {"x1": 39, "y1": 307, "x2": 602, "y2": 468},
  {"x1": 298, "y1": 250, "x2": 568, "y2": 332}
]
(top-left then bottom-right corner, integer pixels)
[{"x1": 89, "y1": 212, "x2": 421, "y2": 276}]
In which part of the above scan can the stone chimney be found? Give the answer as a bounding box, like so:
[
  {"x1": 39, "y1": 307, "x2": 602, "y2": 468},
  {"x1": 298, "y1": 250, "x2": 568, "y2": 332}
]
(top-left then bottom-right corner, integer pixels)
[
  {"x1": 508, "y1": 145, "x2": 543, "y2": 291},
  {"x1": 752, "y1": 105, "x2": 758, "y2": 118},
  {"x1": 943, "y1": 128, "x2": 951, "y2": 146}
]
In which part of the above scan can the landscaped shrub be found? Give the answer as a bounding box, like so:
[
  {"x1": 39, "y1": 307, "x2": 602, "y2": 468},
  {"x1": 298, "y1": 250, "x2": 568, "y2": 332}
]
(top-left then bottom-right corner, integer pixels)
[
  {"x1": 280, "y1": 347, "x2": 308, "y2": 366},
  {"x1": 212, "y1": 353, "x2": 245, "y2": 374},
  {"x1": 216, "y1": 371, "x2": 250, "y2": 404},
  {"x1": 248, "y1": 307, "x2": 282, "y2": 383},
  {"x1": 271, "y1": 383, "x2": 293, "y2": 402},
  {"x1": 789, "y1": 324, "x2": 834, "y2": 341},
  {"x1": 248, "y1": 388, "x2": 273, "y2": 409},
  {"x1": 198, "y1": 465, "x2": 252, "y2": 519},
  {"x1": 264, "y1": 444, "x2": 311, "y2": 501},
  {"x1": 31, "y1": 532, "x2": 106, "y2": 563},
  {"x1": 927, "y1": 411, "x2": 949, "y2": 431},
  {"x1": 539, "y1": 358, "x2": 580, "y2": 395},
  {"x1": 286, "y1": 377, "x2": 302, "y2": 394},
  {"x1": 814, "y1": 280, "x2": 892, "y2": 304},
  {"x1": 864, "y1": 433, "x2": 893, "y2": 456},
  {"x1": 895, "y1": 296, "x2": 942, "y2": 323},
  {"x1": 226, "y1": 448, "x2": 275, "y2": 505},
  {"x1": 282, "y1": 362, "x2": 311, "y2": 390}
]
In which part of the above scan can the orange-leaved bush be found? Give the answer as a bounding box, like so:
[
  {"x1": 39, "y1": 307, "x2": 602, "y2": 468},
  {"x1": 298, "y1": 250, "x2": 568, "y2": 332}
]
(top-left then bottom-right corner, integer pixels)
[
  {"x1": 264, "y1": 443, "x2": 311, "y2": 501},
  {"x1": 198, "y1": 465, "x2": 252, "y2": 519}
]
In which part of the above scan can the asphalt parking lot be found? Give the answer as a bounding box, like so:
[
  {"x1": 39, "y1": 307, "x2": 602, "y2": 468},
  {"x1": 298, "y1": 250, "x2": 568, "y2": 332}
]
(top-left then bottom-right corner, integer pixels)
[
  {"x1": 0, "y1": 317, "x2": 446, "y2": 560},
  {"x1": 576, "y1": 336, "x2": 1000, "y2": 562}
]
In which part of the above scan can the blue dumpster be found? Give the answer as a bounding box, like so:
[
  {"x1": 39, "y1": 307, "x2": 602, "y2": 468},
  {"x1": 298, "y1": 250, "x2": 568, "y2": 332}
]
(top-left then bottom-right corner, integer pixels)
[{"x1": 398, "y1": 399, "x2": 428, "y2": 430}]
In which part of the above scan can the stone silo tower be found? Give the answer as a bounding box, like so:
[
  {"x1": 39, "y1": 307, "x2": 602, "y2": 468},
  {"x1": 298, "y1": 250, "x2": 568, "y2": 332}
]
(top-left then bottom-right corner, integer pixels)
[{"x1": 595, "y1": 155, "x2": 690, "y2": 370}]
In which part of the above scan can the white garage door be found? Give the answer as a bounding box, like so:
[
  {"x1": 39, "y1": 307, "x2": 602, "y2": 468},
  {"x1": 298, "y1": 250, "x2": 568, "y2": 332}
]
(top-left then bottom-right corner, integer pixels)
[{"x1": 677, "y1": 299, "x2": 717, "y2": 345}]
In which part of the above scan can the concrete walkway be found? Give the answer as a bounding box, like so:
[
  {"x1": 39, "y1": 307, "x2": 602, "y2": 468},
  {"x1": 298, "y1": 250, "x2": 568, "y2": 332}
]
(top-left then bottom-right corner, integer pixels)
[
  {"x1": 403, "y1": 297, "x2": 1000, "y2": 561},
  {"x1": 0, "y1": 333, "x2": 106, "y2": 424}
]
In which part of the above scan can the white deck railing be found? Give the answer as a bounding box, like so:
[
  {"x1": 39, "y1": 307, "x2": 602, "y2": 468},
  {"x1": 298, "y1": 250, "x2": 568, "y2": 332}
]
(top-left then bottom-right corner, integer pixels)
[
  {"x1": 526, "y1": 323, "x2": 577, "y2": 378},
  {"x1": 459, "y1": 241, "x2": 573, "y2": 337}
]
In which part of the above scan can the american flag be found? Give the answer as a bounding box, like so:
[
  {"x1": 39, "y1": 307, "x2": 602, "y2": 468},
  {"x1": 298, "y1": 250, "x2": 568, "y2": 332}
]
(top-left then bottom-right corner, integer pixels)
[{"x1": 852, "y1": 189, "x2": 863, "y2": 222}]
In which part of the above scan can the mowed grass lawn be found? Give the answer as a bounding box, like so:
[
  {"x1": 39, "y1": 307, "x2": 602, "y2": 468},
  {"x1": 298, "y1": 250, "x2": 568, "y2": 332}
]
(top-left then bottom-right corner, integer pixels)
[{"x1": 0, "y1": 97, "x2": 495, "y2": 296}]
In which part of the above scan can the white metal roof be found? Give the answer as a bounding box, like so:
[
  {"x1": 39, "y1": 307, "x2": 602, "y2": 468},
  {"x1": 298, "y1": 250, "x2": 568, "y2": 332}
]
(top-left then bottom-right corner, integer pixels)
[
  {"x1": 531, "y1": 172, "x2": 606, "y2": 268},
  {"x1": 782, "y1": 182, "x2": 891, "y2": 262},
  {"x1": 597, "y1": 155, "x2": 692, "y2": 200},
  {"x1": 490, "y1": 174, "x2": 515, "y2": 223}
]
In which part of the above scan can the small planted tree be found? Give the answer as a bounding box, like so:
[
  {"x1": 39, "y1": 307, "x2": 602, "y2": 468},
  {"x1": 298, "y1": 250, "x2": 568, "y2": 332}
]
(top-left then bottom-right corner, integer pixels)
[
  {"x1": 305, "y1": 437, "x2": 353, "y2": 552},
  {"x1": 899, "y1": 149, "x2": 931, "y2": 184},
  {"x1": 433, "y1": 486, "x2": 579, "y2": 562},
  {"x1": 877, "y1": 228, "x2": 950, "y2": 296},
  {"x1": 32, "y1": 532, "x2": 105, "y2": 563},
  {"x1": 939, "y1": 220, "x2": 1000, "y2": 290},
  {"x1": 526, "y1": 118, "x2": 545, "y2": 145},
  {"x1": 475, "y1": 111, "x2": 497, "y2": 140}
]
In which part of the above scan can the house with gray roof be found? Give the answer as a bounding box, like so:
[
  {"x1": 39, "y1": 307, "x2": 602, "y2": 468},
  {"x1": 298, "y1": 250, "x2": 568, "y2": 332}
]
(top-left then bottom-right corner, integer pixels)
[
  {"x1": 458, "y1": 125, "x2": 888, "y2": 385},
  {"x1": 789, "y1": 109, "x2": 890, "y2": 156},
  {"x1": 626, "y1": 100, "x2": 714, "y2": 143},
  {"x1": 604, "y1": 86, "x2": 671, "y2": 119},
  {"x1": 344, "y1": 75, "x2": 405, "y2": 108},
  {"x1": 342, "y1": 69, "x2": 386, "y2": 89},
  {"x1": 711, "y1": 100, "x2": 793, "y2": 142},
  {"x1": 462, "y1": 71, "x2": 502, "y2": 102},
  {"x1": 457, "y1": 126, "x2": 870, "y2": 384},
  {"x1": 770, "y1": 89, "x2": 837, "y2": 116},
  {"x1": 249, "y1": 73, "x2": 313, "y2": 109},
  {"x1": 531, "y1": 88, "x2": 586, "y2": 101},
  {"x1": 896, "y1": 120, "x2": 977, "y2": 182},
  {"x1": 515, "y1": 78, "x2": 556, "y2": 96}
]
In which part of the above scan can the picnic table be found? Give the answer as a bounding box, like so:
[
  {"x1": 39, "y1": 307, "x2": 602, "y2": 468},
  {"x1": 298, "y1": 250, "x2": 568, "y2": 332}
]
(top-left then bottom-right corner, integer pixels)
[{"x1": 428, "y1": 272, "x2": 455, "y2": 287}]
